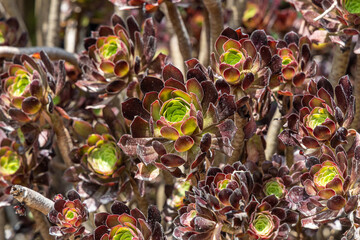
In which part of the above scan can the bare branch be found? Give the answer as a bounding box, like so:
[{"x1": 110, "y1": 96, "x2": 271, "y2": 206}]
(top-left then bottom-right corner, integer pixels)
[
  {"x1": 49, "y1": 111, "x2": 74, "y2": 168},
  {"x1": 10, "y1": 185, "x2": 54, "y2": 215},
  {"x1": 351, "y1": 54, "x2": 360, "y2": 130},
  {"x1": 0, "y1": 46, "x2": 80, "y2": 70},
  {"x1": 164, "y1": 0, "x2": 192, "y2": 61},
  {"x1": 329, "y1": 39, "x2": 352, "y2": 86},
  {"x1": 31, "y1": 209, "x2": 54, "y2": 240},
  {"x1": 314, "y1": 1, "x2": 337, "y2": 21},
  {"x1": 265, "y1": 107, "x2": 282, "y2": 160},
  {"x1": 202, "y1": 0, "x2": 224, "y2": 53},
  {"x1": 46, "y1": 0, "x2": 61, "y2": 47}
]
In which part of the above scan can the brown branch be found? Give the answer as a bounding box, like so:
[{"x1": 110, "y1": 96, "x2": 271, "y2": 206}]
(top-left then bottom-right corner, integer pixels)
[
  {"x1": 285, "y1": 146, "x2": 294, "y2": 167},
  {"x1": 10, "y1": 185, "x2": 54, "y2": 215},
  {"x1": 265, "y1": 107, "x2": 282, "y2": 160},
  {"x1": 164, "y1": 0, "x2": 192, "y2": 61},
  {"x1": 46, "y1": 0, "x2": 61, "y2": 47},
  {"x1": 202, "y1": 0, "x2": 224, "y2": 53},
  {"x1": 329, "y1": 39, "x2": 352, "y2": 86},
  {"x1": 227, "y1": 0, "x2": 247, "y2": 28},
  {"x1": 199, "y1": 7, "x2": 210, "y2": 66},
  {"x1": 0, "y1": 208, "x2": 5, "y2": 240},
  {"x1": 228, "y1": 113, "x2": 246, "y2": 164},
  {"x1": 0, "y1": 46, "x2": 80, "y2": 70},
  {"x1": 35, "y1": 0, "x2": 50, "y2": 46},
  {"x1": 49, "y1": 111, "x2": 74, "y2": 168},
  {"x1": 351, "y1": 54, "x2": 360, "y2": 130},
  {"x1": 31, "y1": 209, "x2": 54, "y2": 240}
]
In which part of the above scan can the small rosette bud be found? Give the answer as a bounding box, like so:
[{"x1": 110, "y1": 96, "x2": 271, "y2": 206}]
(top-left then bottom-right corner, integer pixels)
[
  {"x1": 250, "y1": 212, "x2": 276, "y2": 239},
  {"x1": 48, "y1": 190, "x2": 88, "y2": 238},
  {"x1": 264, "y1": 178, "x2": 286, "y2": 198},
  {"x1": 84, "y1": 134, "x2": 122, "y2": 177},
  {"x1": 0, "y1": 146, "x2": 21, "y2": 176}
]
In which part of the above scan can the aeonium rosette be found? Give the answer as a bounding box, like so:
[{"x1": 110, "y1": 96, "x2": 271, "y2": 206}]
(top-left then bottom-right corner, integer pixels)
[
  {"x1": 48, "y1": 190, "x2": 89, "y2": 239},
  {"x1": 263, "y1": 178, "x2": 286, "y2": 199},
  {"x1": 67, "y1": 133, "x2": 122, "y2": 181},
  {"x1": 0, "y1": 17, "x2": 27, "y2": 47},
  {"x1": 79, "y1": 14, "x2": 165, "y2": 96},
  {"x1": 0, "y1": 51, "x2": 66, "y2": 123},
  {"x1": 93, "y1": 201, "x2": 165, "y2": 240},
  {"x1": 213, "y1": 28, "x2": 269, "y2": 89},
  {"x1": 174, "y1": 162, "x2": 254, "y2": 239},
  {"x1": 119, "y1": 61, "x2": 237, "y2": 179},
  {"x1": 65, "y1": 133, "x2": 124, "y2": 212},
  {"x1": 0, "y1": 144, "x2": 21, "y2": 178},
  {"x1": 247, "y1": 195, "x2": 298, "y2": 240},
  {"x1": 279, "y1": 75, "x2": 354, "y2": 152}
]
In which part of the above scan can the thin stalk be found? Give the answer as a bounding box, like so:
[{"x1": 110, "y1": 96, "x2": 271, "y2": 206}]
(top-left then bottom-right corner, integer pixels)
[
  {"x1": 31, "y1": 209, "x2": 54, "y2": 240},
  {"x1": 46, "y1": 0, "x2": 61, "y2": 47},
  {"x1": 164, "y1": 0, "x2": 192, "y2": 61},
  {"x1": 329, "y1": 39, "x2": 352, "y2": 86},
  {"x1": 49, "y1": 111, "x2": 74, "y2": 168},
  {"x1": 351, "y1": 54, "x2": 360, "y2": 130},
  {"x1": 10, "y1": 185, "x2": 54, "y2": 215},
  {"x1": 0, "y1": 46, "x2": 79, "y2": 70},
  {"x1": 0, "y1": 208, "x2": 5, "y2": 240},
  {"x1": 227, "y1": 0, "x2": 247, "y2": 28},
  {"x1": 202, "y1": 0, "x2": 224, "y2": 53},
  {"x1": 228, "y1": 112, "x2": 246, "y2": 164},
  {"x1": 199, "y1": 7, "x2": 210, "y2": 66},
  {"x1": 285, "y1": 146, "x2": 294, "y2": 167},
  {"x1": 265, "y1": 106, "x2": 282, "y2": 160}
]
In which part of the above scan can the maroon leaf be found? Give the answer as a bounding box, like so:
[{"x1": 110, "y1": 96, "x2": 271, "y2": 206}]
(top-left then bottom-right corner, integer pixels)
[{"x1": 160, "y1": 154, "x2": 185, "y2": 167}]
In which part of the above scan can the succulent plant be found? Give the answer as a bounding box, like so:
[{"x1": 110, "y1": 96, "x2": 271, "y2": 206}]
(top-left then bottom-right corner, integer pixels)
[
  {"x1": 93, "y1": 201, "x2": 165, "y2": 240},
  {"x1": 78, "y1": 14, "x2": 165, "y2": 98},
  {"x1": 279, "y1": 75, "x2": 354, "y2": 152},
  {"x1": 287, "y1": 0, "x2": 360, "y2": 47},
  {"x1": 247, "y1": 195, "x2": 295, "y2": 240},
  {"x1": 173, "y1": 162, "x2": 254, "y2": 239},
  {"x1": 0, "y1": 51, "x2": 66, "y2": 123},
  {"x1": 119, "y1": 61, "x2": 237, "y2": 179},
  {"x1": 0, "y1": 17, "x2": 27, "y2": 47},
  {"x1": 65, "y1": 133, "x2": 125, "y2": 211},
  {"x1": 48, "y1": 190, "x2": 89, "y2": 239}
]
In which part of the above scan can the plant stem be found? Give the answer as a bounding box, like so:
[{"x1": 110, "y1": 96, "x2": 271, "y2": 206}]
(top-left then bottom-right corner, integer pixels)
[
  {"x1": 0, "y1": 46, "x2": 79, "y2": 69},
  {"x1": 329, "y1": 39, "x2": 351, "y2": 86},
  {"x1": 46, "y1": 0, "x2": 61, "y2": 47},
  {"x1": 351, "y1": 54, "x2": 360, "y2": 130},
  {"x1": 227, "y1": 0, "x2": 247, "y2": 28},
  {"x1": 49, "y1": 111, "x2": 74, "y2": 168},
  {"x1": 285, "y1": 146, "x2": 294, "y2": 167},
  {"x1": 31, "y1": 209, "x2": 54, "y2": 240},
  {"x1": 164, "y1": 0, "x2": 192, "y2": 61},
  {"x1": 10, "y1": 185, "x2": 54, "y2": 215},
  {"x1": 0, "y1": 208, "x2": 5, "y2": 240},
  {"x1": 228, "y1": 113, "x2": 246, "y2": 164},
  {"x1": 202, "y1": 0, "x2": 224, "y2": 53},
  {"x1": 199, "y1": 7, "x2": 210, "y2": 66},
  {"x1": 265, "y1": 106, "x2": 282, "y2": 160}
]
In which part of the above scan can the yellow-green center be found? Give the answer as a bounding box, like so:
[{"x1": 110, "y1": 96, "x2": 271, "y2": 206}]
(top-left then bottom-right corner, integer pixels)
[
  {"x1": 282, "y1": 57, "x2": 292, "y2": 65},
  {"x1": 0, "y1": 30, "x2": 4, "y2": 44},
  {"x1": 217, "y1": 179, "x2": 230, "y2": 190},
  {"x1": 222, "y1": 49, "x2": 243, "y2": 66},
  {"x1": 0, "y1": 151, "x2": 20, "y2": 175},
  {"x1": 264, "y1": 180, "x2": 284, "y2": 198},
  {"x1": 253, "y1": 214, "x2": 273, "y2": 236},
  {"x1": 89, "y1": 143, "x2": 119, "y2": 175},
  {"x1": 113, "y1": 227, "x2": 135, "y2": 240},
  {"x1": 12, "y1": 73, "x2": 31, "y2": 97},
  {"x1": 161, "y1": 98, "x2": 190, "y2": 123},
  {"x1": 101, "y1": 39, "x2": 121, "y2": 59},
  {"x1": 314, "y1": 165, "x2": 340, "y2": 188},
  {"x1": 345, "y1": 0, "x2": 360, "y2": 14},
  {"x1": 307, "y1": 108, "x2": 331, "y2": 129}
]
